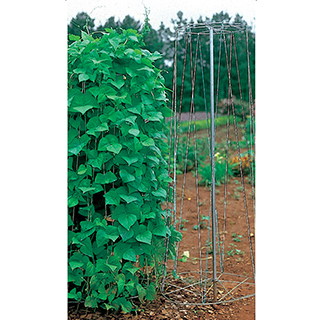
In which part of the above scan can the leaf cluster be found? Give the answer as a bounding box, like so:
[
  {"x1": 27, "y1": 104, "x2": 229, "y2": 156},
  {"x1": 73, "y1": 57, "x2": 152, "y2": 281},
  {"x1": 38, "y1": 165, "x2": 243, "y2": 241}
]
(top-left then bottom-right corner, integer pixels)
[{"x1": 198, "y1": 153, "x2": 234, "y2": 187}]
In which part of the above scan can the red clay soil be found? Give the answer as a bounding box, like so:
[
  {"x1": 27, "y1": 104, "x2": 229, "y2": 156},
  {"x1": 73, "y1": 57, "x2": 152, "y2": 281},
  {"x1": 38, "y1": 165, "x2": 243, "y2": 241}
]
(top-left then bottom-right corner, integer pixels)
[
  {"x1": 68, "y1": 121, "x2": 255, "y2": 320},
  {"x1": 160, "y1": 171, "x2": 255, "y2": 320}
]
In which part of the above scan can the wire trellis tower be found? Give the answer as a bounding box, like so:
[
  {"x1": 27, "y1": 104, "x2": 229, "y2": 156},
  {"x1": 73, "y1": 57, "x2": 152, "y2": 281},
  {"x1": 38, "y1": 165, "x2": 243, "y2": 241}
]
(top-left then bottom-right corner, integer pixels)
[{"x1": 161, "y1": 21, "x2": 255, "y2": 306}]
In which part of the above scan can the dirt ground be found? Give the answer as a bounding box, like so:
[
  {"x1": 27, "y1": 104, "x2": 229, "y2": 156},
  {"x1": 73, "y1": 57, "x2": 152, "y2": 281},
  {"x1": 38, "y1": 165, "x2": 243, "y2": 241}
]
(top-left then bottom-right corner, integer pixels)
[{"x1": 68, "y1": 117, "x2": 255, "y2": 319}]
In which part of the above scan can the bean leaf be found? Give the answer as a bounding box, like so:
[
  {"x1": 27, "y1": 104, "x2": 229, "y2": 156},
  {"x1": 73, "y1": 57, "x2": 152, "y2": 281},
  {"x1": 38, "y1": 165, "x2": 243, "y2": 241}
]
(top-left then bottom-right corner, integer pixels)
[
  {"x1": 122, "y1": 248, "x2": 137, "y2": 262},
  {"x1": 118, "y1": 214, "x2": 137, "y2": 231},
  {"x1": 136, "y1": 231, "x2": 152, "y2": 245}
]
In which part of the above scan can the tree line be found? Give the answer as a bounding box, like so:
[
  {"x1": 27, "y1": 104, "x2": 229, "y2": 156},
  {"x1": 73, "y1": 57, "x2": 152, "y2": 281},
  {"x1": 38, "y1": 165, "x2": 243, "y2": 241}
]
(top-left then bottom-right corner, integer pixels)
[{"x1": 68, "y1": 11, "x2": 255, "y2": 113}]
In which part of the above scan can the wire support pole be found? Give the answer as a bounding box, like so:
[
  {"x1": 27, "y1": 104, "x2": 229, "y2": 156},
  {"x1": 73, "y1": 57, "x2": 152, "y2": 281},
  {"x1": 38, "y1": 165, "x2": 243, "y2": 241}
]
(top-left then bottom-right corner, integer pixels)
[{"x1": 209, "y1": 27, "x2": 217, "y2": 302}]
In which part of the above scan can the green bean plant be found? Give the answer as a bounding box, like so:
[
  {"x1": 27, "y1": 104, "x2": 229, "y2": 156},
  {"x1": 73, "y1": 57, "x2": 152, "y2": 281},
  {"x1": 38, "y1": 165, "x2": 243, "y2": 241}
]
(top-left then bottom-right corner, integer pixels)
[
  {"x1": 68, "y1": 28, "x2": 181, "y2": 313},
  {"x1": 198, "y1": 152, "x2": 233, "y2": 187}
]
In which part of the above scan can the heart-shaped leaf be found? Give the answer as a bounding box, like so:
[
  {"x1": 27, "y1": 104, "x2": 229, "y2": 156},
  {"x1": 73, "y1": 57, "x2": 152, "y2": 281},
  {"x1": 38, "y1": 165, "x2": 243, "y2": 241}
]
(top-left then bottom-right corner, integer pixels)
[
  {"x1": 104, "y1": 189, "x2": 120, "y2": 206},
  {"x1": 147, "y1": 155, "x2": 160, "y2": 165},
  {"x1": 110, "y1": 77, "x2": 125, "y2": 89},
  {"x1": 105, "y1": 226, "x2": 120, "y2": 242},
  {"x1": 96, "y1": 123, "x2": 109, "y2": 132},
  {"x1": 78, "y1": 186, "x2": 96, "y2": 193},
  {"x1": 69, "y1": 92, "x2": 99, "y2": 114},
  {"x1": 118, "y1": 214, "x2": 137, "y2": 231},
  {"x1": 119, "y1": 194, "x2": 138, "y2": 204},
  {"x1": 80, "y1": 237, "x2": 93, "y2": 258},
  {"x1": 69, "y1": 259, "x2": 84, "y2": 271},
  {"x1": 152, "y1": 188, "x2": 167, "y2": 198},
  {"x1": 145, "y1": 284, "x2": 156, "y2": 300},
  {"x1": 120, "y1": 169, "x2": 135, "y2": 183},
  {"x1": 107, "y1": 143, "x2": 122, "y2": 154},
  {"x1": 123, "y1": 116, "x2": 137, "y2": 125},
  {"x1": 85, "y1": 295, "x2": 98, "y2": 308},
  {"x1": 95, "y1": 172, "x2": 117, "y2": 184},
  {"x1": 141, "y1": 136, "x2": 155, "y2": 147},
  {"x1": 106, "y1": 264, "x2": 117, "y2": 272},
  {"x1": 96, "y1": 226, "x2": 119, "y2": 247},
  {"x1": 98, "y1": 135, "x2": 118, "y2": 151},
  {"x1": 68, "y1": 134, "x2": 91, "y2": 155},
  {"x1": 127, "y1": 106, "x2": 141, "y2": 115},
  {"x1": 68, "y1": 288, "x2": 82, "y2": 301},
  {"x1": 87, "y1": 151, "x2": 112, "y2": 170},
  {"x1": 122, "y1": 262, "x2": 139, "y2": 275},
  {"x1": 122, "y1": 155, "x2": 139, "y2": 166},
  {"x1": 118, "y1": 225, "x2": 134, "y2": 242},
  {"x1": 122, "y1": 248, "x2": 137, "y2": 262},
  {"x1": 151, "y1": 225, "x2": 168, "y2": 237},
  {"x1": 68, "y1": 197, "x2": 78, "y2": 208},
  {"x1": 136, "y1": 231, "x2": 152, "y2": 245},
  {"x1": 115, "y1": 273, "x2": 126, "y2": 295},
  {"x1": 136, "y1": 284, "x2": 147, "y2": 303},
  {"x1": 108, "y1": 37, "x2": 121, "y2": 50},
  {"x1": 77, "y1": 164, "x2": 87, "y2": 175},
  {"x1": 84, "y1": 261, "x2": 95, "y2": 277},
  {"x1": 111, "y1": 297, "x2": 132, "y2": 313},
  {"x1": 128, "y1": 128, "x2": 140, "y2": 136}
]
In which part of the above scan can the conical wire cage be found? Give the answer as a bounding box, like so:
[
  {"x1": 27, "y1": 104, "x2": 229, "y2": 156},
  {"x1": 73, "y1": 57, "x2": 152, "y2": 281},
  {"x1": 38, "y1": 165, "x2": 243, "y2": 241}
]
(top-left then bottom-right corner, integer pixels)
[{"x1": 160, "y1": 22, "x2": 255, "y2": 306}]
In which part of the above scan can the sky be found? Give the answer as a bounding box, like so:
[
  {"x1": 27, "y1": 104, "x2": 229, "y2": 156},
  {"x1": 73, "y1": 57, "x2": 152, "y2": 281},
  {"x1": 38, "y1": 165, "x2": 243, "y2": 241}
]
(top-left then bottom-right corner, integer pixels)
[{"x1": 67, "y1": 0, "x2": 256, "y2": 30}]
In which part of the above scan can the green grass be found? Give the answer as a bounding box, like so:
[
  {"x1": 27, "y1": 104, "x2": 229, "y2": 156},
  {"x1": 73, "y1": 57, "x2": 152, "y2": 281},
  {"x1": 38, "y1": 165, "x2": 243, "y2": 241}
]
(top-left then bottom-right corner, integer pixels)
[{"x1": 178, "y1": 115, "x2": 242, "y2": 133}]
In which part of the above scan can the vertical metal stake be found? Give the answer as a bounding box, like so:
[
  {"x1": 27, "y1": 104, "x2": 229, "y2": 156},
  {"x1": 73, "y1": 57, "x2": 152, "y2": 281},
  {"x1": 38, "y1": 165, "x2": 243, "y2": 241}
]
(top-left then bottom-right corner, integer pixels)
[{"x1": 209, "y1": 27, "x2": 217, "y2": 301}]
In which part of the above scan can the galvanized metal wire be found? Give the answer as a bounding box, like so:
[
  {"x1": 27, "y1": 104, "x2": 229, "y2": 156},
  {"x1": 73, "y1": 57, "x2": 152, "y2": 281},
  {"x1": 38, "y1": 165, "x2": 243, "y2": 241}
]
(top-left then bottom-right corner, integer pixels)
[
  {"x1": 162, "y1": 272, "x2": 255, "y2": 305},
  {"x1": 175, "y1": 22, "x2": 248, "y2": 36},
  {"x1": 223, "y1": 32, "x2": 255, "y2": 277},
  {"x1": 162, "y1": 24, "x2": 255, "y2": 306}
]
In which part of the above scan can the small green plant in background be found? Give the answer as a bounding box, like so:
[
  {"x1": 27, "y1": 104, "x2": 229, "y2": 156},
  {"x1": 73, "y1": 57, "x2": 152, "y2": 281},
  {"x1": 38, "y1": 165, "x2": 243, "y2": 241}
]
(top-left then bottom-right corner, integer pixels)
[
  {"x1": 178, "y1": 251, "x2": 190, "y2": 262},
  {"x1": 230, "y1": 192, "x2": 240, "y2": 200},
  {"x1": 193, "y1": 215, "x2": 210, "y2": 230},
  {"x1": 179, "y1": 219, "x2": 189, "y2": 231},
  {"x1": 198, "y1": 152, "x2": 233, "y2": 187},
  {"x1": 231, "y1": 186, "x2": 243, "y2": 200},
  {"x1": 229, "y1": 150, "x2": 255, "y2": 178},
  {"x1": 227, "y1": 243, "x2": 244, "y2": 256},
  {"x1": 232, "y1": 233, "x2": 242, "y2": 242}
]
